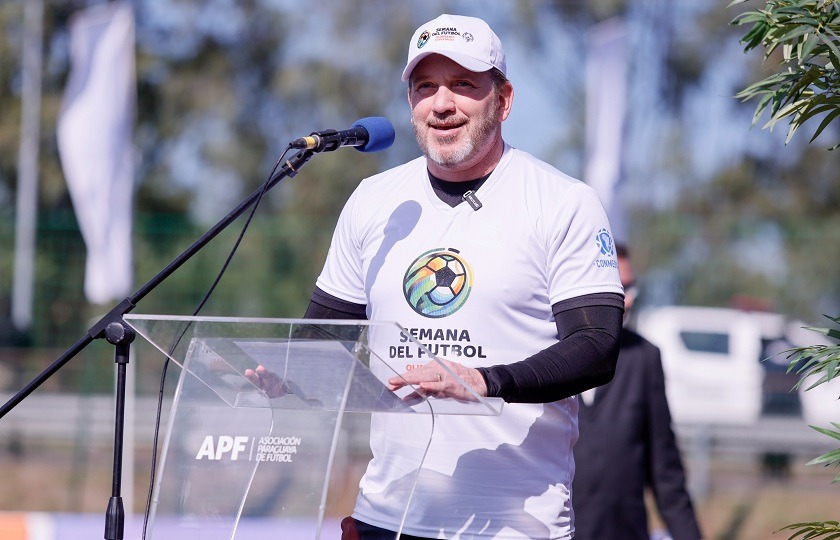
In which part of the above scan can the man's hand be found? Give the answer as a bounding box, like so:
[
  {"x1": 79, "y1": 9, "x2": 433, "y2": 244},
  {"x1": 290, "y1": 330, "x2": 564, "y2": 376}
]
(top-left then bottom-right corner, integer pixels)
[
  {"x1": 244, "y1": 365, "x2": 286, "y2": 398},
  {"x1": 387, "y1": 358, "x2": 488, "y2": 402}
]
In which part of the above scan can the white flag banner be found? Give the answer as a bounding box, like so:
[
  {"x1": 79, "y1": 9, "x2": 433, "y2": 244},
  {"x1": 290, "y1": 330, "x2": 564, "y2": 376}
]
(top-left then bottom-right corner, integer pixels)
[
  {"x1": 584, "y1": 18, "x2": 628, "y2": 244},
  {"x1": 57, "y1": 1, "x2": 136, "y2": 305}
]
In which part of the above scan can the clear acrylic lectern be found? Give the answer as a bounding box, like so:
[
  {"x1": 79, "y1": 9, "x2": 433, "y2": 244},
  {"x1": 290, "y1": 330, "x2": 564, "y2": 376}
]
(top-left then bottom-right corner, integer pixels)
[{"x1": 124, "y1": 315, "x2": 503, "y2": 540}]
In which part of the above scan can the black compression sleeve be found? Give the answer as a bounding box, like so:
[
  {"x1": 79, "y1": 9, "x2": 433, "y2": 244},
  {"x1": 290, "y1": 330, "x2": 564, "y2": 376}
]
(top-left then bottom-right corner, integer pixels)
[
  {"x1": 476, "y1": 293, "x2": 624, "y2": 403},
  {"x1": 304, "y1": 287, "x2": 622, "y2": 403},
  {"x1": 303, "y1": 287, "x2": 368, "y2": 320}
]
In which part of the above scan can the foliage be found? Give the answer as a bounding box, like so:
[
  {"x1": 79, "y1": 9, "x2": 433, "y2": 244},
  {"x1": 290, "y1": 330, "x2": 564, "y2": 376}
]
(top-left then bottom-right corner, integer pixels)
[
  {"x1": 778, "y1": 520, "x2": 840, "y2": 539},
  {"x1": 730, "y1": 0, "x2": 840, "y2": 148},
  {"x1": 0, "y1": 0, "x2": 403, "y2": 353},
  {"x1": 609, "y1": 0, "x2": 840, "y2": 319},
  {"x1": 788, "y1": 315, "x2": 840, "y2": 391},
  {"x1": 732, "y1": 3, "x2": 840, "y2": 538},
  {"x1": 777, "y1": 331, "x2": 840, "y2": 535},
  {"x1": 626, "y1": 147, "x2": 840, "y2": 319},
  {"x1": 784, "y1": 315, "x2": 840, "y2": 481}
]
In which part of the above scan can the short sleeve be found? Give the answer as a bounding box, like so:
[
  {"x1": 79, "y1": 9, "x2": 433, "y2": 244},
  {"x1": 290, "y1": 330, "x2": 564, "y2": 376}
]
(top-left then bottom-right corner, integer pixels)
[
  {"x1": 546, "y1": 183, "x2": 622, "y2": 304},
  {"x1": 315, "y1": 188, "x2": 368, "y2": 304}
]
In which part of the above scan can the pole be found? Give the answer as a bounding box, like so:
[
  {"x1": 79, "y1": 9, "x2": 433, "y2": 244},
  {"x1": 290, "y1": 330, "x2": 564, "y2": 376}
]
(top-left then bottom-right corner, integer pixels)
[{"x1": 12, "y1": 0, "x2": 44, "y2": 331}]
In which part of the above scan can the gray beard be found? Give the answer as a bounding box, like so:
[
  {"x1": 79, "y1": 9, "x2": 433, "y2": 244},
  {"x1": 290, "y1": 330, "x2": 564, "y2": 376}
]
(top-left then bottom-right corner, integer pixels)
[{"x1": 411, "y1": 107, "x2": 498, "y2": 169}]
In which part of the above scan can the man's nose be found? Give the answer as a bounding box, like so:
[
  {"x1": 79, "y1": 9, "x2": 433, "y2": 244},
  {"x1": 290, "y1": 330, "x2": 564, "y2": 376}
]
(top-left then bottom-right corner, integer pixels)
[{"x1": 431, "y1": 86, "x2": 456, "y2": 113}]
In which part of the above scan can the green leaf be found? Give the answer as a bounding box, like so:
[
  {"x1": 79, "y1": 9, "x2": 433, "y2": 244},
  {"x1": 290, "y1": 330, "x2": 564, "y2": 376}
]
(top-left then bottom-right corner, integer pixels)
[
  {"x1": 775, "y1": 24, "x2": 820, "y2": 47},
  {"x1": 790, "y1": 358, "x2": 818, "y2": 376},
  {"x1": 800, "y1": 103, "x2": 839, "y2": 119},
  {"x1": 809, "y1": 108, "x2": 840, "y2": 141},
  {"x1": 801, "y1": 33, "x2": 822, "y2": 60},
  {"x1": 727, "y1": 0, "x2": 754, "y2": 8},
  {"x1": 743, "y1": 21, "x2": 772, "y2": 50},
  {"x1": 731, "y1": 12, "x2": 770, "y2": 26},
  {"x1": 786, "y1": 66, "x2": 822, "y2": 96},
  {"x1": 737, "y1": 72, "x2": 797, "y2": 97},
  {"x1": 803, "y1": 325, "x2": 840, "y2": 340},
  {"x1": 752, "y1": 93, "x2": 776, "y2": 125},
  {"x1": 829, "y1": 358, "x2": 840, "y2": 379},
  {"x1": 809, "y1": 424, "x2": 840, "y2": 443},
  {"x1": 805, "y1": 450, "x2": 840, "y2": 467},
  {"x1": 818, "y1": 32, "x2": 840, "y2": 68},
  {"x1": 779, "y1": 520, "x2": 840, "y2": 540}
]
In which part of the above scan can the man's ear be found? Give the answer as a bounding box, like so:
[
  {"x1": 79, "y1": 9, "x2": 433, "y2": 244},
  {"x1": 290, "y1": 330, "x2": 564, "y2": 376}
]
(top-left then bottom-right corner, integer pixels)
[{"x1": 498, "y1": 81, "x2": 514, "y2": 122}]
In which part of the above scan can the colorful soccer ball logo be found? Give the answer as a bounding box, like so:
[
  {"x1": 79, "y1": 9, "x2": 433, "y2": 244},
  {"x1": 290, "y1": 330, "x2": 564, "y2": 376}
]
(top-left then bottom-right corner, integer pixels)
[{"x1": 403, "y1": 249, "x2": 473, "y2": 318}]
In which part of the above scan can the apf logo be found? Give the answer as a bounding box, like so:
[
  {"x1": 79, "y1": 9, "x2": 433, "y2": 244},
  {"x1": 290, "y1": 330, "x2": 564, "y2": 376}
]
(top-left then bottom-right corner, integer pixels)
[
  {"x1": 403, "y1": 248, "x2": 473, "y2": 318},
  {"x1": 195, "y1": 435, "x2": 251, "y2": 461},
  {"x1": 195, "y1": 434, "x2": 304, "y2": 463}
]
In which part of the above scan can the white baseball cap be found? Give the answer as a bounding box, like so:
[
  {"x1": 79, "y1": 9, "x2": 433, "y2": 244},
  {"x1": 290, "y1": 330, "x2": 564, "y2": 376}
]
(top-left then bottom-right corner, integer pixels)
[{"x1": 401, "y1": 14, "x2": 506, "y2": 82}]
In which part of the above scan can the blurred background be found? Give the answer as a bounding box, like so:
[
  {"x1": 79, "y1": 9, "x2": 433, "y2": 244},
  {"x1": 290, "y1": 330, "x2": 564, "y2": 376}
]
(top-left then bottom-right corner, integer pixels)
[{"x1": 0, "y1": 0, "x2": 838, "y2": 539}]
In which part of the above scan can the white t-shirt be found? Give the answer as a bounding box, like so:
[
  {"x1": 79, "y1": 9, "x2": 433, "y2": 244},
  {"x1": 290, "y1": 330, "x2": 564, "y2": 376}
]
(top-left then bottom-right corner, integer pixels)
[{"x1": 316, "y1": 145, "x2": 622, "y2": 539}]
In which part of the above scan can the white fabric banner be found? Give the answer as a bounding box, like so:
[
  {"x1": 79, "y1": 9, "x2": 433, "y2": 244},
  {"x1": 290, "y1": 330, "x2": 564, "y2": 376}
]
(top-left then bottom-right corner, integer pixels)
[
  {"x1": 584, "y1": 18, "x2": 628, "y2": 244},
  {"x1": 57, "y1": 1, "x2": 136, "y2": 305}
]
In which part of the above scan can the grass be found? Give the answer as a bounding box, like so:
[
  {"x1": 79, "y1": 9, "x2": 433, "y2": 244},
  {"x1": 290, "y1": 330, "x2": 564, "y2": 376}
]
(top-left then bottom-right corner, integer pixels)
[{"x1": 648, "y1": 455, "x2": 839, "y2": 540}]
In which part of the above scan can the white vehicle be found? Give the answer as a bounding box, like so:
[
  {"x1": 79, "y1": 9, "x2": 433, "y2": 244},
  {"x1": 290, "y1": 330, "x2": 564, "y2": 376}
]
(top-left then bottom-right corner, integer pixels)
[
  {"x1": 635, "y1": 306, "x2": 765, "y2": 426},
  {"x1": 636, "y1": 305, "x2": 839, "y2": 427}
]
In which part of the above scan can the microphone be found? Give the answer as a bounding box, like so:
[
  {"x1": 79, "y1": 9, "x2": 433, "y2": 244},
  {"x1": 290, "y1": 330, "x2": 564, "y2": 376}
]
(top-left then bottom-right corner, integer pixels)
[{"x1": 290, "y1": 116, "x2": 395, "y2": 153}]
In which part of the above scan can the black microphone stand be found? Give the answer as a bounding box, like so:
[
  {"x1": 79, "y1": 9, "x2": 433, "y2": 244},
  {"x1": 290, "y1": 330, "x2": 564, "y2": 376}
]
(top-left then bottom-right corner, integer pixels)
[{"x1": 0, "y1": 147, "x2": 316, "y2": 540}]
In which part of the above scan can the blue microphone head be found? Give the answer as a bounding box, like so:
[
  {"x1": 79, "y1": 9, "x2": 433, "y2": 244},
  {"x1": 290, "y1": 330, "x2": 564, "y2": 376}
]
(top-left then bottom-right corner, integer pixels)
[{"x1": 353, "y1": 116, "x2": 395, "y2": 153}]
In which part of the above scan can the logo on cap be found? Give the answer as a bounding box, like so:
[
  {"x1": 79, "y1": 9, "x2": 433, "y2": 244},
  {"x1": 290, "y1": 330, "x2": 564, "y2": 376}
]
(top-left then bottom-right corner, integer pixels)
[
  {"x1": 463, "y1": 32, "x2": 474, "y2": 42},
  {"x1": 417, "y1": 31, "x2": 430, "y2": 49}
]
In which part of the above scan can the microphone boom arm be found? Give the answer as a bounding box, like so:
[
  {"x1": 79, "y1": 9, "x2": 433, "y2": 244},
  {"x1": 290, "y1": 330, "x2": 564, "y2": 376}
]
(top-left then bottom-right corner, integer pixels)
[
  {"x1": 0, "y1": 146, "x2": 317, "y2": 540},
  {"x1": 0, "y1": 148, "x2": 315, "y2": 416}
]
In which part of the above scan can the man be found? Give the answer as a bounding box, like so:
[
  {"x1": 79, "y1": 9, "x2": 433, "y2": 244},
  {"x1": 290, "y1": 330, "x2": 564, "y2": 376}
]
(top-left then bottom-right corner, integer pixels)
[
  {"x1": 572, "y1": 244, "x2": 703, "y2": 540},
  {"x1": 250, "y1": 14, "x2": 624, "y2": 539}
]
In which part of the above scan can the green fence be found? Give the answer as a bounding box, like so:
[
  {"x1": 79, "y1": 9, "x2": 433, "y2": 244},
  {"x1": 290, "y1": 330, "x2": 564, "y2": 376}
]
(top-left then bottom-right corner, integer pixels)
[{"x1": 0, "y1": 208, "x2": 331, "y2": 393}]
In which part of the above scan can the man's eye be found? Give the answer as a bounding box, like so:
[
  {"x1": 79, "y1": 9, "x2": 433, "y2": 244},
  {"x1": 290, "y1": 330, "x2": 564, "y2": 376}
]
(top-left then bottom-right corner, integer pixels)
[{"x1": 454, "y1": 80, "x2": 475, "y2": 88}]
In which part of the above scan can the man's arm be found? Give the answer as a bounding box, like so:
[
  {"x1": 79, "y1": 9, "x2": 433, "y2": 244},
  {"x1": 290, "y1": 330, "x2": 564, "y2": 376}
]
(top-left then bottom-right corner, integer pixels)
[
  {"x1": 477, "y1": 293, "x2": 623, "y2": 403},
  {"x1": 304, "y1": 287, "x2": 623, "y2": 404},
  {"x1": 304, "y1": 287, "x2": 367, "y2": 319},
  {"x1": 245, "y1": 288, "x2": 367, "y2": 395},
  {"x1": 645, "y1": 343, "x2": 704, "y2": 540}
]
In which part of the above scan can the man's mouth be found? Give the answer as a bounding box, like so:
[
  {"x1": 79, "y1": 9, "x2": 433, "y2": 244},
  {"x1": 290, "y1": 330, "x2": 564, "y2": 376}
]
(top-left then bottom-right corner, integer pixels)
[{"x1": 430, "y1": 121, "x2": 465, "y2": 131}]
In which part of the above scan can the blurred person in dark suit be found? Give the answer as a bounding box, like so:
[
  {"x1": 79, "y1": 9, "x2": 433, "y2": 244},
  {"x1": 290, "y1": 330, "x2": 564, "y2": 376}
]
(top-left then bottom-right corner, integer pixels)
[{"x1": 572, "y1": 244, "x2": 703, "y2": 540}]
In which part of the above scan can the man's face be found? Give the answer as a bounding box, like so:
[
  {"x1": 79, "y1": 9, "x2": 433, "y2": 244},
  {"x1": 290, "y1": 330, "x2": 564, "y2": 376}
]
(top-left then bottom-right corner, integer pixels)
[
  {"x1": 407, "y1": 54, "x2": 512, "y2": 179},
  {"x1": 618, "y1": 254, "x2": 636, "y2": 316}
]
